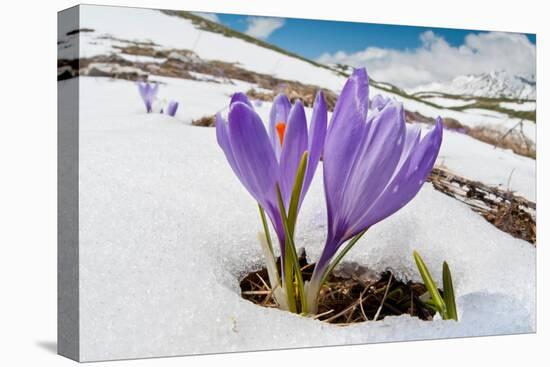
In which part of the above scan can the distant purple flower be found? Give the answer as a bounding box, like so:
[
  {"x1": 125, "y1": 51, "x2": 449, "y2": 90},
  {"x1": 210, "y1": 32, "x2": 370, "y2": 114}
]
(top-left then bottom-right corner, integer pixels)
[
  {"x1": 216, "y1": 91, "x2": 327, "y2": 262},
  {"x1": 306, "y1": 68, "x2": 443, "y2": 310},
  {"x1": 165, "y1": 100, "x2": 179, "y2": 117},
  {"x1": 137, "y1": 81, "x2": 159, "y2": 113},
  {"x1": 370, "y1": 94, "x2": 391, "y2": 111},
  {"x1": 276, "y1": 83, "x2": 289, "y2": 93},
  {"x1": 253, "y1": 99, "x2": 263, "y2": 108}
]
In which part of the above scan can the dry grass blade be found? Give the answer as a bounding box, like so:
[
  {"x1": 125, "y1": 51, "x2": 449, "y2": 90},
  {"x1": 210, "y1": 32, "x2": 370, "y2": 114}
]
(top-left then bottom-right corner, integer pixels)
[{"x1": 373, "y1": 274, "x2": 393, "y2": 321}]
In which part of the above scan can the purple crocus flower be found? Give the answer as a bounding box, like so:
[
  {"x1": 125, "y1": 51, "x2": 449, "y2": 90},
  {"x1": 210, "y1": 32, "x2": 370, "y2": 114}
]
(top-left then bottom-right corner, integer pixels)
[
  {"x1": 165, "y1": 100, "x2": 179, "y2": 117},
  {"x1": 306, "y1": 68, "x2": 443, "y2": 311},
  {"x1": 370, "y1": 94, "x2": 391, "y2": 111},
  {"x1": 216, "y1": 91, "x2": 327, "y2": 262},
  {"x1": 137, "y1": 81, "x2": 159, "y2": 113}
]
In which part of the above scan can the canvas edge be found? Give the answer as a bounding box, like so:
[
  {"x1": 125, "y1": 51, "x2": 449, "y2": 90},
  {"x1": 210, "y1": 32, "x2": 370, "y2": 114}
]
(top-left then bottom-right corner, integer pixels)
[{"x1": 57, "y1": 4, "x2": 80, "y2": 362}]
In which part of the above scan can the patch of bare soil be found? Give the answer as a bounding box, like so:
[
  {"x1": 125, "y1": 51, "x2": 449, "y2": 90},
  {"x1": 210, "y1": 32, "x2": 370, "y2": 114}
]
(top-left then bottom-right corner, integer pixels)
[
  {"x1": 191, "y1": 115, "x2": 216, "y2": 127},
  {"x1": 240, "y1": 252, "x2": 435, "y2": 325},
  {"x1": 428, "y1": 167, "x2": 536, "y2": 244},
  {"x1": 469, "y1": 123, "x2": 535, "y2": 159}
]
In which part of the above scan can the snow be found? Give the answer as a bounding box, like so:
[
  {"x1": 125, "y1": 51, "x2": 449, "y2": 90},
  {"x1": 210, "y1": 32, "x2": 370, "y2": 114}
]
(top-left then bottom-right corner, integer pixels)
[
  {"x1": 423, "y1": 96, "x2": 476, "y2": 108},
  {"x1": 118, "y1": 53, "x2": 166, "y2": 64},
  {"x1": 76, "y1": 5, "x2": 346, "y2": 91},
  {"x1": 500, "y1": 101, "x2": 536, "y2": 111},
  {"x1": 371, "y1": 85, "x2": 536, "y2": 141},
  {"x1": 436, "y1": 128, "x2": 536, "y2": 201},
  {"x1": 72, "y1": 76, "x2": 536, "y2": 361},
  {"x1": 462, "y1": 108, "x2": 510, "y2": 119}
]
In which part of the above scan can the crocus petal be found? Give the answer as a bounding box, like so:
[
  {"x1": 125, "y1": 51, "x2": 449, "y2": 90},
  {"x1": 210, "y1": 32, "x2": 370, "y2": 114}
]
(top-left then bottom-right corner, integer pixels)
[
  {"x1": 137, "y1": 82, "x2": 147, "y2": 101},
  {"x1": 151, "y1": 83, "x2": 159, "y2": 99},
  {"x1": 137, "y1": 82, "x2": 151, "y2": 112},
  {"x1": 269, "y1": 94, "x2": 292, "y2": 157},
  {"x1": 323, "y1": 68, "x2": 370, "y2": 238},
  {"x1": 279, "y1": 100, "x2": 308, "y2": 206},
  {"x1": 217, "y1": 108, "x2": 285, "y2": 255},
  {"x1": 230, "y1": 92, "x2": 253, "y2": 108},
  {"x1": 227, "y1": 102, "x2": 279, "y2": 210},
  {"x1": 354, "y1": 119, "x2": 443, "y2": 230},
  {"x1": 371, "y1": 94, "x2": 391, "y2": 111},
  {"x1": 394, "y1": 123, "x2": 422, "y2": 174},
  {"x1": 137, "y1": 82, "x2": 158, "y2": 113},
  {"x1": 342, "y1": 101, "x2": 406, "y2": 239},
  {"x1": 216, "y1": 114, "x2": 244, "y2": 181},
  {"x1": 166, "y1": 101, "x2": 178, "y2": 117},
  {"x1": 303, "y1": 91, "x2": 327, "y2": 199}
]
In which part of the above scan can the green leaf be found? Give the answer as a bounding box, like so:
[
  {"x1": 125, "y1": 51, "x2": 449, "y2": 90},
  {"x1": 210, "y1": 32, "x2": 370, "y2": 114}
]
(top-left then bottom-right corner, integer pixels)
[
  {"x1": 287, "y1": 151, "x2": 309, "y2": 237},
  {"x1": 258, "y1": 204, "x2": 274, "y2": 255},
  {"x1": 283, "y1": 244, "x2": 296, "y2": 313},
  {"x1": 422, "y1": 301, "x2": 439, "y2": 313},
  {"x1": 413, "y1": 251, "x2": 447, "y2": 318},
  {"x1": 442, "y1": 261, "x2": 458, "y2": 321},
  {"x1": 276, "y1": 184, "x2": 306, "y2": 314}
]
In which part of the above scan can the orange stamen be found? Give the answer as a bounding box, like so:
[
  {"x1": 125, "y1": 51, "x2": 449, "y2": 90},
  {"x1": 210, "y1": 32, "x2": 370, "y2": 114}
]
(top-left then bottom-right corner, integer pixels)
[{"x1": 276, "y1": 122, "x2": 286, "y2": 146}]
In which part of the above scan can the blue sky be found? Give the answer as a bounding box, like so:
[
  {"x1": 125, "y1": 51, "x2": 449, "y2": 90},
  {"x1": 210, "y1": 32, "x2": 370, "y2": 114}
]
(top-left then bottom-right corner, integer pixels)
[
  {"x1": 195, "y1": 12, "x2": 536, "y2": 88},
  {"x1": 215, "y1": 13, "x2": 535, "y2": 60}
]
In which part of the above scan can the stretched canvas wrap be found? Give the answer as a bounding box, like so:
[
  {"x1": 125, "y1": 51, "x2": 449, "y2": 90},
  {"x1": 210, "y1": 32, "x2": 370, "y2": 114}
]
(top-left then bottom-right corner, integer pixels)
[{"x1": 58, "y1": 4, "x2": 537, "y2": 362}]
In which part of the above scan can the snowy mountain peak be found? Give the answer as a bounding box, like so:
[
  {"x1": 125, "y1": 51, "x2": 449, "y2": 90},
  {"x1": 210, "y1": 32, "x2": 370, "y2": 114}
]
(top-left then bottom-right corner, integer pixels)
[{"x1": 409, "y1": 70, "x2": 536, "y2": 100}]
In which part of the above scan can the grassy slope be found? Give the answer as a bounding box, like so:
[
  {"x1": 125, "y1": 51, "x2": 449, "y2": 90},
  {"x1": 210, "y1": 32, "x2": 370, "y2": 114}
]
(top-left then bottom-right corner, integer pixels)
[{"x1": 162, "y1": 10, "x2": 535, "y2": 122}]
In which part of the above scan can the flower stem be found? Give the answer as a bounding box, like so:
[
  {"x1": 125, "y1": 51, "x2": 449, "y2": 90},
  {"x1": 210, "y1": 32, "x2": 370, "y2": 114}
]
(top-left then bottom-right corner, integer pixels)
[
  {"x1": 320, "y1": 229, "x2": 367, "y2": 287},
  {"x1": 287, "y1": 152, "x2": 309, "y2": 237},
  {"x1": 258, "y1": 204, "x2": 273, "y2": 255},
  {"x1": 283, "y1": 245, "x2": 297, "y2": 313},
  {"x1": 306, "y1": 229, "x2": 367, "y2": 315},
  {"x1": 276, "y1": 184, "x2": 306, "y2": 314}
]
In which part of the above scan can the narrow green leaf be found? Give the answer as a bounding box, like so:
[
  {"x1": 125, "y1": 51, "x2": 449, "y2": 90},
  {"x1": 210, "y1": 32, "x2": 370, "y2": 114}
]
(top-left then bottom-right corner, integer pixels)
[
  {"x1": 422, "y1": 302, "x2": 439, "y2": 313},
  {"x1": 287, "y1": 151, "x2": 309, "y2": 237},
  {"x1": 283, "y1": 243, "x2": 296, "y2": 313},
  {"x1": 258, "y1": 204, "x2": 273, "y2": 255},
  {"x1": 274, "y1": 188, "x2": 296, "y2": 312},
  {"x1": 442, "y1": 261, "x2": 458, "y2": 321},
  {"x1": 276, "y1": 184, "x2": 306, "y2": 313},
  {"x1": 413, "y1": 251, "x2": 446, "y2": 318}
]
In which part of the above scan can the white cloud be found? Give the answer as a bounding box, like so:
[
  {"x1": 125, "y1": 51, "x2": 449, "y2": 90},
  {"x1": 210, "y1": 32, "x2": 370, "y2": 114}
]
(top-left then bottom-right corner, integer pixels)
[
  {"x1": 192, "y1": 12, "x2": 220, "y2": 23},
  {"x1": 244, "y1": 16, "x2": 285, "y2": 40},
  {"x1": 317, "y1": 31, "x2": 536, "y2": 89}
]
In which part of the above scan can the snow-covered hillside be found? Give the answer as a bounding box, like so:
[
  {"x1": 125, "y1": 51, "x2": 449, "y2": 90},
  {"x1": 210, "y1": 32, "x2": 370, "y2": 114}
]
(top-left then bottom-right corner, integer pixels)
[
  {"x1": 58, "y1": 6, "x2": 537, "y2": 133},
  {"x1": 69, "y1": 76, "x2": 535, "y2": 360},
  {"x1": 409, "y1": 70, "x2": 536, "y2": 100},
  {"x1": 70, "y1": 6, "x2": 345, "y2": 91}
]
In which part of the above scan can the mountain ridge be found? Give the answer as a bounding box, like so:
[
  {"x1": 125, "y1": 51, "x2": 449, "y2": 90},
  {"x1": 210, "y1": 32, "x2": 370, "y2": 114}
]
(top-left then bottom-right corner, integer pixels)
[{"x1": 408, "y1": 70, "x2": 536, "y2": 100}]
